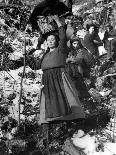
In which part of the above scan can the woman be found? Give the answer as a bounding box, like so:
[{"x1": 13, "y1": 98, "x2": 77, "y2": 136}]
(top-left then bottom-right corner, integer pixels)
[
  {"x1": 98, "y1": 25, "x2": 107, "y2": 56},
  {"x1": 27, "y1": 16, "x2": 85, "y2": 125},
  {"x1": 66, "y1": 36, "x2": 91, "y2": 99},
  {"x1": 83, "y1": 24, "x2": 102, "y2": 59},
  {"x1": 103, "y1": 24, "x2": 116, "y2": 60}
]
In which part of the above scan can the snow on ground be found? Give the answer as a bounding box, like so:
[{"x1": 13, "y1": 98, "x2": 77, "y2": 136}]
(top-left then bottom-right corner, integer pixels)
[{"x1": 0, "y1": 66, "x2": 42, "y2": 121}]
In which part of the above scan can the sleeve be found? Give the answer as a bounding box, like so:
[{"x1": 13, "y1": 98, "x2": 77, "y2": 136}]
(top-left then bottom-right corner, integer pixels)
[
  {"x1": 74, "y1": 52, "x2": 83, "y2": 64},
  {"x1": 58, "y1": 26, "x2": 67, "y2": 52},
  {"x1": 26, "y1": 55, "x2": 41, "y2": 70},
  {"x1": 94, "y1": 35, "x2": 103, "y2": 46}
]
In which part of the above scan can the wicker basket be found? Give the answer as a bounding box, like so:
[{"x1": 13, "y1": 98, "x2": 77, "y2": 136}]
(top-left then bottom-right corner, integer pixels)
[{"x1": 37, "y1": 16, "x2": 58, "y2": 34}]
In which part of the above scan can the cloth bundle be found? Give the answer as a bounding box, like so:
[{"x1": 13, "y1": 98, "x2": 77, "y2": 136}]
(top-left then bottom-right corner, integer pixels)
[{"x1": 28, "y1": 0, "x2": 72, "y2": 33}]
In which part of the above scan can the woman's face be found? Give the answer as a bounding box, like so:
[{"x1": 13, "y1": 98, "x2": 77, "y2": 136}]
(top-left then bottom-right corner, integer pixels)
[
  {"x1": 72, "y1": 41, "x2": 80, "y2": 49},
  {"x1": 47, "y1": 35, "x2": 57, "y2": 49},
  {"x1": 89, "y1": 26, "x2": 94, "y2": 34}
]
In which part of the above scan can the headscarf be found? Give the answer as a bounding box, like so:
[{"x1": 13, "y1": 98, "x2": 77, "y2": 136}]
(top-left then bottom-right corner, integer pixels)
[
  {"x1": 86, "y1": 24, "x2": 97, "y2": 32},
  {"x1": 70, "y1": 35, "x2": 83, "y2": 47},
  {"x1": 70, "y1": 35, "x2": 83, "y2": 55}
]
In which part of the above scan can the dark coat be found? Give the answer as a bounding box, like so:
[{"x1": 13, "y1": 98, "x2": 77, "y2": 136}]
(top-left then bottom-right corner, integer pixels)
[{"x1": 83, "y1": 32, "x2": 102, "y2": 57}]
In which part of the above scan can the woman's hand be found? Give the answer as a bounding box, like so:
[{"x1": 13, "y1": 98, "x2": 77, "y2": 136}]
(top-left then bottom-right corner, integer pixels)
[
  {"x1": 66, "y1": 56, "x2": 75, "y2": 63},
  {"x1": 53, "y1": 15, "x2": 65, "y2": 27},
  {"x1": 66, "y1": 57, "x2": 71, "y2": 63}
]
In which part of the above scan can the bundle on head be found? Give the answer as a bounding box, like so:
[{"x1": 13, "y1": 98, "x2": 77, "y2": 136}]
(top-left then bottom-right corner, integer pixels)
[{"x1": 28, "y1": 0, "x2": 72, "y2": 33}]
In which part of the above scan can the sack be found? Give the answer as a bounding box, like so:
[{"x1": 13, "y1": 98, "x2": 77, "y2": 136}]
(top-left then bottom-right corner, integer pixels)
[
  {"x1": 98, "y1": 46, "x2": 107, "y2": 56},
  {"x1": 28, "y1": 0, "x2": 71, "y2": 32}
]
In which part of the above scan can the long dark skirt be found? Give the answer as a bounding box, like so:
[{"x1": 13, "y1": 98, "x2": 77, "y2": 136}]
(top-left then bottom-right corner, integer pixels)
[
  {"x1": 39, "y1": 67, "x2": 85, "y2": 124},
  {"x1": 66, "y1": 63, "x2": 90, "y2": 99}
]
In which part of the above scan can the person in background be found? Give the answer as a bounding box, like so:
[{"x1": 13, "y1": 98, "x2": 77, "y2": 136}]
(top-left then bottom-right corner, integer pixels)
[
  {"x1": 98, "y1": 25, "x2": 107, "y2": 56},
  {"x1": 103, "y1": 24, "x2": 116, "y2": 60},
  {"x1": 83, "y1": 24, "x2": 103, "y2": 59},
  {"x1": 66, "y1": 36, "x2": 91, "y2": 99}
]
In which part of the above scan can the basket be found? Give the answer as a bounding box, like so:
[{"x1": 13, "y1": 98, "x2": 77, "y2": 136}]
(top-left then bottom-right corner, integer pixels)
[{"x1": 37, "y1": 16, "x2": 58, "y2": 34}]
